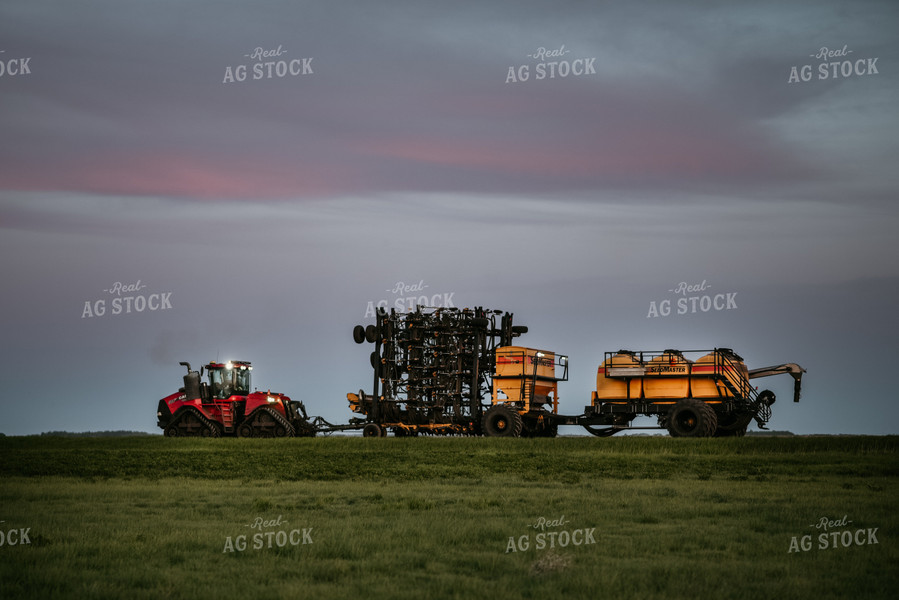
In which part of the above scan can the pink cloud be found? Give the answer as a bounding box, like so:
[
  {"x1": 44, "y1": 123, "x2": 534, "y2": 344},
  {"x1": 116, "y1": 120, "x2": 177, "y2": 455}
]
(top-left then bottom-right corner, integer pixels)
[
  {"x1": 0, "y1": 84, "x2": 806, "y2": 200},
  {"x1": 1, "y1": 151, "x2": 355, "y2": 199}
]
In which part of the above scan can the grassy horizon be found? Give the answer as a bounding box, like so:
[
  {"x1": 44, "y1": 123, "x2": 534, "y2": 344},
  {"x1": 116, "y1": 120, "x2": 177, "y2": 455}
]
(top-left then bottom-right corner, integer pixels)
[{"x1": 0, "y1": 437, "x2": 896, "y2": 599}]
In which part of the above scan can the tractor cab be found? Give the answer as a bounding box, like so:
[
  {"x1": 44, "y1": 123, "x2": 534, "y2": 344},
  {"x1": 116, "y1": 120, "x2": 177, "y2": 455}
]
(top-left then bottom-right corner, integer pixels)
[
  {"x1": 205, "y1": 361, "x2": 252, "y2": 400},
  {"x1": 178, "y1": 360, "x2": 253, "y2": 403}
]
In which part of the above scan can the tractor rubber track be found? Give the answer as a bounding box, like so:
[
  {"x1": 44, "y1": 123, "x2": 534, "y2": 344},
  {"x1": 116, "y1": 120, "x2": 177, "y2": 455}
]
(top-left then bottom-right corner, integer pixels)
[
  {"x1": 166, "y1": 407, "x2": 221, "y2": 437},
  {"x1": 243, "y1": 406, "x2": 296, "y2": 438}
]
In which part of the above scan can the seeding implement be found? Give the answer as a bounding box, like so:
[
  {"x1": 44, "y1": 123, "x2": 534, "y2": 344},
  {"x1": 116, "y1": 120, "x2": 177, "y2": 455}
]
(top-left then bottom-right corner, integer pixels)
[
  {"x1": 348, "y1": 307, "x2": 804, "y2": 438},
  {"x1": 347, "y1": 306, "x2": 549, "y2": 436},
  {"x1": 156, "y1": 306, "x2": 805, "y2": 438}
]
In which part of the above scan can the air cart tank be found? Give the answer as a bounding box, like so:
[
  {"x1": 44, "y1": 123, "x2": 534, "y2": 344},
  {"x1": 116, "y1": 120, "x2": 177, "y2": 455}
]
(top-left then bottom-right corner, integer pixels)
[
  {"x1": 643, "y1": 350, "x2": 691, "y2": 399},
  {"x1": 691, "y1": 348, "x2": 748, "y2": 398},
  {"x1": 494, "y1": 346, "x2": 561, "y2": 410},
  {"x1": 595, "y1": 350, "x2": 644, "y2": 400}
]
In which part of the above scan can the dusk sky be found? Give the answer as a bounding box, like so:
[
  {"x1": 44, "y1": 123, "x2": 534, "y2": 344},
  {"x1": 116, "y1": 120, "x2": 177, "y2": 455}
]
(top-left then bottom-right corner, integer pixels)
[{"x1": 1, "y1": 0, "x2": 897, "y2": 435}]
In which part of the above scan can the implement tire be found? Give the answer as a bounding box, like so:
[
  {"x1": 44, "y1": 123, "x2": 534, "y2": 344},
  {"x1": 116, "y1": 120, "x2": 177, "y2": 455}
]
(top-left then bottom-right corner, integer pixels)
[
  {"x1": 715, "y1": 424, "x2": 748, "y2": 437},
  {"x1": 715, "y1": 411, "x2": 752, "y2": 437},
  {"x1": 482, "y1": 405, "x2": 523, "y2": 438},
  {"x1": 667, "y1": 399, "x2": 718, "y2": 438},
  {"x1": 362, "y1": 423, "x2": 383, "y2": 438}
]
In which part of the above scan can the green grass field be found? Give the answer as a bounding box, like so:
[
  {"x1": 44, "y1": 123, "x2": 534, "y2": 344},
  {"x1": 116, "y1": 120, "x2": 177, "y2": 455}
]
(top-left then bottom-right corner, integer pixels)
[{"x1": 0, "y1": 436, "x2": 896, "y2": 599}]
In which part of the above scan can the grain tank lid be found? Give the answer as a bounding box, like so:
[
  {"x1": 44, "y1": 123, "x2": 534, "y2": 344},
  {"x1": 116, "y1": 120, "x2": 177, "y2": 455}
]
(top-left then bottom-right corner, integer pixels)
[
  {"x1": 604, "y1": 350, "x2": 645, "y2": 377},
  {"x1": 645, "y1": 349, "x2": 691, "y2": 376},
  {"x1": 652, "y1": 349, "x2": 692, "y2": 365}
]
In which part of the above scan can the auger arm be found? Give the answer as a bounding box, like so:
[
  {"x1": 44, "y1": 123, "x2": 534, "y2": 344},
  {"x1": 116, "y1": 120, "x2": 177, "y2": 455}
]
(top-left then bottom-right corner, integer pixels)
[{"x1": 748, "y1": 363, "x2": 805, "y2": 402}]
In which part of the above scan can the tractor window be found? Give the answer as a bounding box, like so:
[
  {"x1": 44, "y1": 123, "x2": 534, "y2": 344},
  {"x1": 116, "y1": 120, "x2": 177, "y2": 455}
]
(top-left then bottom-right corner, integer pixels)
[
  {"x1": 208, "y1": 365, "x2": 251, "y2": 399},
  {"x1": 208, "y1": 369, "x2": 231, "y2": 399},
  {"x1": 233, "y1": 368, "x2": 250, "y2": 395}
]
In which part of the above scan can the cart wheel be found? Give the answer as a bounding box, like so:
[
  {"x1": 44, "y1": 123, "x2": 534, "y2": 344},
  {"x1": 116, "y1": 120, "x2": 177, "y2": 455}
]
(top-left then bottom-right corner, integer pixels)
[
  {"x1": 666, "y1": 399, "x2": 718, "y2": 437},
  {"x1": 482, "y1": 405, "x2": 523, "y2": 437},
  {"x1": 363, "y1": 423, "x2": 383, "y2": 438},
  {"x1": 714, "y1": 412, "x2": 752, "y2": 437}
]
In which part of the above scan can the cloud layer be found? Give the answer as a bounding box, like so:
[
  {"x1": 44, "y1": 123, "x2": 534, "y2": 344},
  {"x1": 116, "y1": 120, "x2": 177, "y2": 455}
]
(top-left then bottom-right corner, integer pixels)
[{"x1": 1, "y1": 0, "x2": 897, "y2": 435}]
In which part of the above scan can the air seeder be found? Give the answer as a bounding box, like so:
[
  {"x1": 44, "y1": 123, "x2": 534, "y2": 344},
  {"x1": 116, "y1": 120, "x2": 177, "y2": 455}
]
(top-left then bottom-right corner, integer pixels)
[{"x1": 349, "y1": 307, "x2": 804, "y2": 438}]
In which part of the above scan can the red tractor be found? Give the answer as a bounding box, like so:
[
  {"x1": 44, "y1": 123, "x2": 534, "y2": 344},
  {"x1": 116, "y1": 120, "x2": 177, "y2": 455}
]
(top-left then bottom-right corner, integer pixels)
[{"x1": 156, "y1": 361, "x2": 315, "y2": 437}]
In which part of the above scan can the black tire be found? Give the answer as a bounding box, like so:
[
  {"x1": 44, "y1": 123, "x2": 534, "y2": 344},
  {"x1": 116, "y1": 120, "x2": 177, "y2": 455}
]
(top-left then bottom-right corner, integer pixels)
[
  {"x1": 522, "y1": 418, "x2": 558, "y2": 438},
  {"x1": 536, "y1": 422, "x2": 558, "y2": 438},
  {"x1": 238, "y1": 422, "x2": 254, "y2": 438},
  {"x1": 667, "y1": 399, "x2": 718, "y2": 438},
  {"x1": 363, "y1": 423, "x2": 383, "y2": 438},
  {"x1": 163, "y1": 422, "x2": 180, "y2": 437},
  {"x1": 482, "y1": 405, "x2": 523, "y2": 437},
  {"x1": 715, "y1": 424, "x2": 748, "y2": 437},
  {"x1": 714, "y1": 411, "x2": 752, "y2": 437},
  {"x1": 353, "y1": 325, "x2": 366, "y2": 344},
  {"x1": 365, "y1": 324, "x2": 378, "y2": 343}
]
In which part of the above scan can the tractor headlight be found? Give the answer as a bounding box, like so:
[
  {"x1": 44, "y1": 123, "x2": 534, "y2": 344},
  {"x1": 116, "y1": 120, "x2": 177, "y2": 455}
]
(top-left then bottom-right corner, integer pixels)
[{"x1": 267, "y1": 396, "x2": 277, "y2": 403}]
